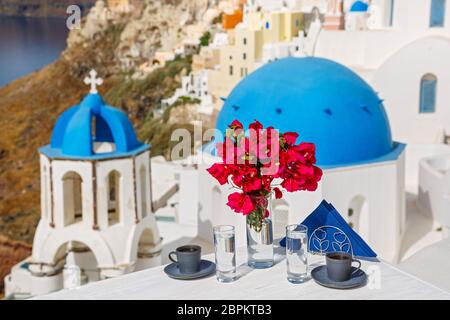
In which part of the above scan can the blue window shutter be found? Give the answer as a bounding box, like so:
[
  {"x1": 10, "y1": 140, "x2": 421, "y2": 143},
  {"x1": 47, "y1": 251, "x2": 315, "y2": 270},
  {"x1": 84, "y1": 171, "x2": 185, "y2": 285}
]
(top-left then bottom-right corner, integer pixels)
[
  {"x1": 420, "y1": 78, "x2": 437, "y2": 113},
  {"x1": 430, "y1": 0, "x2": 446, "y2": 27}
]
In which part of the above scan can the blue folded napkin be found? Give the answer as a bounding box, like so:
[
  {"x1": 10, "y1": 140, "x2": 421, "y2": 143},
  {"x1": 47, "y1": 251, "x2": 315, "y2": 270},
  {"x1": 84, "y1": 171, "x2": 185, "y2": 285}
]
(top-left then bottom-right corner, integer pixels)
[{"x1": 280, "y1": 200, "x2": 377, "y2": 258}]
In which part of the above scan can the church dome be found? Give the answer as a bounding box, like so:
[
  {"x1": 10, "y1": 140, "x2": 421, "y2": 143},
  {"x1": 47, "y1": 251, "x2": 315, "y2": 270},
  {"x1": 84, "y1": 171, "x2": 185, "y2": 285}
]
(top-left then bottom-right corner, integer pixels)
[
  {"x1": 40, "y1": 93, "x2": 147, "y2": 159},
  {"x1": 216, "y1": 57, "x2": 398, "y2": 168},
  {"x1": 349, "y1": 1, "x2": 369, "y2": 12}
]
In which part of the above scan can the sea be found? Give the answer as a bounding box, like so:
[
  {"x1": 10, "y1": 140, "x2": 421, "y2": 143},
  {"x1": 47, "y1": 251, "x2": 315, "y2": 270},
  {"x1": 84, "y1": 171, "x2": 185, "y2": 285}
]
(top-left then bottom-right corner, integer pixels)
[{"x1": 0, "y1": 15, "x2": 68, "y2": 88}]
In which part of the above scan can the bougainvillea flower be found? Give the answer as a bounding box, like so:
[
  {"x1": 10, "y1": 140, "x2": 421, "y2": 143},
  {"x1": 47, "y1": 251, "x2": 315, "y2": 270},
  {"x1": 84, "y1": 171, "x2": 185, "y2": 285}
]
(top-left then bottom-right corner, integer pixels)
[
  {"x1": 273, "y1": 187, "x2": 283, "y2": 199},
  {"x1": 207, "y1": 119, "x2": 322, "y2": 226},
  {"x1": 227, "y1": 192, "x2": 255, "y2": 215},
  {"x1": 282, "y1": 132, "x2": 299, "y2": 146},
  {"x1": 206, "y1": 163, "x2": 231, "y2": 185},
  {"x1": 229, "y1": 120, "x2": 243, "y2": 129},
  {"x1": 249, "y1": 119, "x2": 263, "y2": 132}
]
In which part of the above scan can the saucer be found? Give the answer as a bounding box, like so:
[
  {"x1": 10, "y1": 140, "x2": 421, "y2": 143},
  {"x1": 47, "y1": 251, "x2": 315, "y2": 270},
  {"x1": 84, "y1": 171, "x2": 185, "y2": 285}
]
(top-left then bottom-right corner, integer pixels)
[
  {"x1": 311, "y1": 265, "x2": 367, "y2": 289},
  {"x1": 164, "y1": 260, "x2": 216, "y2": 280}
]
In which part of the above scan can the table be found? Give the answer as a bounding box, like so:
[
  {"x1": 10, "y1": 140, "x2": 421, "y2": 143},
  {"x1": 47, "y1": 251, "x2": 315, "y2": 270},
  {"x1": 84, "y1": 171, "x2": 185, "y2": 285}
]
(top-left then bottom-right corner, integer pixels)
[{"x1": 34, "y1": 247, "x2": 450, "y2": 300}]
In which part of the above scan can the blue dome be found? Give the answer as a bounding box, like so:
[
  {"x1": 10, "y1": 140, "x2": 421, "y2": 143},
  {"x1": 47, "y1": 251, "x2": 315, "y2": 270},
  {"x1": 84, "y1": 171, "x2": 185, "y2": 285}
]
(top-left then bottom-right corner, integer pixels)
[
  {"x1": 40, "y1": 93, "x2": 148, "y2": 159},
  {"x1": 216, "y1": 57, "x2": 399, "y2": 168},
  {"x1": 350, "y1": 1, "x2": 369, "y2": 12}
]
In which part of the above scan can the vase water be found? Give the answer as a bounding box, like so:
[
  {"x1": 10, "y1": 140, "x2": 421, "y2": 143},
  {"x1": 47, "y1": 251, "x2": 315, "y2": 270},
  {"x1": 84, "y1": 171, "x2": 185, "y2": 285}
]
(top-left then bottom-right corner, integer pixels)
[{"x1": 246, "y1": 198, "x2": 274, "y2": 269}]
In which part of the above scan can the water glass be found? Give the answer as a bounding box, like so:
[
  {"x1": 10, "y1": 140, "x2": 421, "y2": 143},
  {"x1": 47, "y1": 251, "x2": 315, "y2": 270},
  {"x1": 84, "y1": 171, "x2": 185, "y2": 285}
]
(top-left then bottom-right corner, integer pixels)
[
  {"x1": 213, "y1": 225, "x2": 236, "y2": 283},
  {"x1": 286, "y1": 224, "x2": 309, "y2": 283}
]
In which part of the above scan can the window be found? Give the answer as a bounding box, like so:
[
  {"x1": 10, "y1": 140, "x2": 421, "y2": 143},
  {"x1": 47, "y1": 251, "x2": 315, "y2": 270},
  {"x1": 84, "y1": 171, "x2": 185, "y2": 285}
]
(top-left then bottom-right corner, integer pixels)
[
  {"x1": 229, "y1": 65, "x2": 233, "y2": 76},
  {"x1": 92, "y1": 115, "x2": 116, "y2": 154},
  {"x1": 140, "y1": 166, "x2": 147, "y2": 219},
  {"x1": 295, "y1": 19, "x2": 299, "y2": 27},
  {"x1": 419, "y1": 74, "x2": 437, "y2": 113},
  {"x1": 243, "y1": 37, "x2": 247, "y2": 45},
  {"x1": 229, "y1": 55, "x2": 232, "y2": 60},
  {"x1": 107, "y1": 170, "x2": 120, "y2": 225},
  {"x1": 430, "y1": 0, "x2": 446, "y2": 27},
  {"x1": 243, "y1": 52, "x2": 247, "y2": 60},
  {"x1": 240, "y1": 68, "x2": 244, "y2": 78},
  {"x1": 63, "y1": 171, "x2": 83, "y2": 226}
]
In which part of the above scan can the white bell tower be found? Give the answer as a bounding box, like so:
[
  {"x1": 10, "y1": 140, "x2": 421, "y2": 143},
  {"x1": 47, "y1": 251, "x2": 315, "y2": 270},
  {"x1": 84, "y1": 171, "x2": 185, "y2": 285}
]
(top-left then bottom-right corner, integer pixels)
[{"x1": 5, "y1": 70, "x2": 162, "y2": 297}]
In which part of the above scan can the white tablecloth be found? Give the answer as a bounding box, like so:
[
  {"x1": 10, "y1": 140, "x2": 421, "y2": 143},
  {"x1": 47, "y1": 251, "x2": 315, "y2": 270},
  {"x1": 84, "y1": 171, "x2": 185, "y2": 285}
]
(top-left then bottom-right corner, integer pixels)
[{"x1": 35, "y1": 247, "x2": 450, "y2": 300}]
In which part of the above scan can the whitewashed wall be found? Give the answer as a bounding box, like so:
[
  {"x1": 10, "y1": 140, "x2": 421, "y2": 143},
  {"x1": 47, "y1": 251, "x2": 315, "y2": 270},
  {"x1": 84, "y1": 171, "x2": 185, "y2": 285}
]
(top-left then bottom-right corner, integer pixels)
[{"x1": 418, "y1": 155, "x2": 450, "y2": 228}]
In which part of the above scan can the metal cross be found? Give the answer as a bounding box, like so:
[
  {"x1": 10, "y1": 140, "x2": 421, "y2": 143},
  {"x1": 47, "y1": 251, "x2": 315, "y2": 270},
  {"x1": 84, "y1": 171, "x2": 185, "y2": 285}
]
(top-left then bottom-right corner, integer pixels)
[{"x1": 84, "y1": 69, "x2": 103, "y2": 94}]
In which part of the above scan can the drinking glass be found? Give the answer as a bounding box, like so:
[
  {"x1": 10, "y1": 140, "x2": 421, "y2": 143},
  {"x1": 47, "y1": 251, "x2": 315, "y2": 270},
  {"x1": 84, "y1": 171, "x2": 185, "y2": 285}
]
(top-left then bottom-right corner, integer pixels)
[
  {"x1": 213, "y1": 225, "x2": 236, "y2": 283},
  {"x1": 285, "y1": 224, "x2": 309, "y2": 283}
]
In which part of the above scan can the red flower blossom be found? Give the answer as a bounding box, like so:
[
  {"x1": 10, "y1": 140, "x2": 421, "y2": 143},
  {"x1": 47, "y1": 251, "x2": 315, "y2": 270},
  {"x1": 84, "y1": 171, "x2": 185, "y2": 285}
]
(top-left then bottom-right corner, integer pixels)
[
  {"x1": 206, "y1": 163, "x2": 231, "y2": 185},
  {"x1": 273, "y1": 187, "x2": 283, "y2": 199},
  {"x1": 229, "y1": 120, "x2": 243, "y2": 129},
  {"x1": 207, "y1": 119, "x2": 322, "y2": 221},
  {"x1": 283, "y1": 132, "x2": 299, "y2": 146},
  {"x1": 249, "y1": 119, "x2": 263, "y2": 132},
  {"x1": 227, "y1": 192, "x2": 255, "y2": 215}
]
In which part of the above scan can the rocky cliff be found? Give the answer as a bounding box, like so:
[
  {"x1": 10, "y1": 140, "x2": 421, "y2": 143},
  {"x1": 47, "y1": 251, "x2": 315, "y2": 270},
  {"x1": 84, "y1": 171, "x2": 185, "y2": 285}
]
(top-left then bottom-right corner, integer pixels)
[{"x1": 0, "y1": 0, "x2": 95, "y2": 17}]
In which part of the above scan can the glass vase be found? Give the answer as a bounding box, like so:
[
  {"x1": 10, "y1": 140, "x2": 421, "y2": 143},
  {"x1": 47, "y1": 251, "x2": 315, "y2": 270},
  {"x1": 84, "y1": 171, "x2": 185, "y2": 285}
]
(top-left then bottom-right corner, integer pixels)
[{"x1": 246, "y1": 197, "x2": 274, "y2": 269}]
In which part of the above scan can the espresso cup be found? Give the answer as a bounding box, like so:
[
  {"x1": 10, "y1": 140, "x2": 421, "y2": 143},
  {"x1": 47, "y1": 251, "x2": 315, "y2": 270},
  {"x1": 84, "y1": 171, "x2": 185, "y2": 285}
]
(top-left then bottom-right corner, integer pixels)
[
  {"x1": 326, "y1": 252, "x2": 361, "y2": 282},
  {"x1": 169, "y1": 245, "x2": 201, "y2": 274}
]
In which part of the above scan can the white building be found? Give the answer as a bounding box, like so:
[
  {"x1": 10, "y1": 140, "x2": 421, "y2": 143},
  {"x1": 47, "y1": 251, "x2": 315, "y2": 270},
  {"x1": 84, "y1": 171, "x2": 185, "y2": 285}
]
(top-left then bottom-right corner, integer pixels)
[
  {"x1": 244, "y1": 0, "x2": 303, "y2": 13},
  {"x1": 345, "y1": 1, "x2": 369, "y2": 31},
  {"x1": 260, "y1": 32, "x2": 307, "y2": 63},
  {"x1": 307, "y1": 0, "x2": 450, "y2": 236},
  {"x1": 311, "y1": 0, "x2": 450, "y2": 145},
  {"x1": 162, "y1": 70, "x2": 215, "y2": 116},
  {"x1": 161, "y1": 33, "x2": 231, "y2": 115},
  {"x1": 5, "y1": 76, "x2": 162, "y2": 298},
  {"x1": 179, "y1": 57, "x2": 407, "y2": 263},
  {"x1": 166, "y1": 0, "x2": 450, "y2": 287}
]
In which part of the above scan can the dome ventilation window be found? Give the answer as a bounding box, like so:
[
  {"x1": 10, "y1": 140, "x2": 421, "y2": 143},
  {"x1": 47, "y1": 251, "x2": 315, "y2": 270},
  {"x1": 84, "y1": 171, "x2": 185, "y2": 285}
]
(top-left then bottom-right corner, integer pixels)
[
  {"x1": 361, "y1": 106, "x2": 372, "y2": 115},
  {"x1": 91, "y1": 115, "x2": 116, "y2": 154}
]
